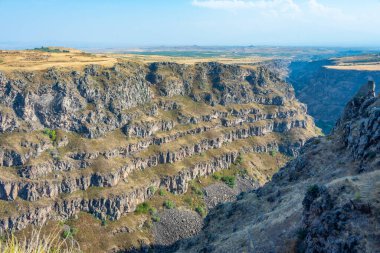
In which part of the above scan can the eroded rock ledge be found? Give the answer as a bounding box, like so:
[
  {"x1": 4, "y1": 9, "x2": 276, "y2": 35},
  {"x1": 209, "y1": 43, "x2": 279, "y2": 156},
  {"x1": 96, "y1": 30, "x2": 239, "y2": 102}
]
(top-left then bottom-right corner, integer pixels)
[{"x1": 0, "y1": 61, "x2": 319, "y2": 235}]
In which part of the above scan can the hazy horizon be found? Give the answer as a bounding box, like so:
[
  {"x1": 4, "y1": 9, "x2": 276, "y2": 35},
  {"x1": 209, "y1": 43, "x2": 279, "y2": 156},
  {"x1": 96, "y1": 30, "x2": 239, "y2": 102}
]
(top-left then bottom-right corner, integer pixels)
[{"x1": 1, "y1": 0, "x2": 380, "y2": 49}]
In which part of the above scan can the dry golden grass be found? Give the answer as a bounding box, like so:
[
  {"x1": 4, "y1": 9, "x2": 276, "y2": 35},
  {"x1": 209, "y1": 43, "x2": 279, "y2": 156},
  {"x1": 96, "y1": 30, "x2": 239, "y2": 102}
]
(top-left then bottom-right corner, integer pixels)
[
  {"x1": 0, "y1": 49, "x2": 268, "y2": 72},
  {"x1": 1, "y1": 224, "x2": 81, "y2": 253},
  {"x1": 325, "y1": 64, "x2": 380, "y2": 71},
  {"x1": 113, "y1": 53, "x2": 268, "y2": 65},
  {"x1": 325, "y1": 55, "x2": 380, "y2": 71}
]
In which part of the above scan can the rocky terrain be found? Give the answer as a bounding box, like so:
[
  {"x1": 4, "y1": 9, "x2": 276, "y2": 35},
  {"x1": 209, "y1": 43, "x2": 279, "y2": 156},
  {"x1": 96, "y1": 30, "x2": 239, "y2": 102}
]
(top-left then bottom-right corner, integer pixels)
[
  {"x1": 168, "y1": 81, "x2": 380, "y2": 252},
  {"x1": 0, "y1": 55, "x2": 319, "y2": 252},
  {"x1": 288, "y1": 59, "x2": 380, "y2": 133}
]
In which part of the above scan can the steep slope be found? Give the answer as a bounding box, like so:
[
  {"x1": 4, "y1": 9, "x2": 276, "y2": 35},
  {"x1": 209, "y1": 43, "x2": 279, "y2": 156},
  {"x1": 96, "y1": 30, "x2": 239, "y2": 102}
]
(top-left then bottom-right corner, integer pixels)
[
  {"x1": 0, "y1": 59, "x2": 319, "y2": 251},
  {"x1": 288, "y1": 59, "x2": 380, "y2": 133},
  {"x1": 172, "y1": 81, "x2": 380, "y2": 252}
]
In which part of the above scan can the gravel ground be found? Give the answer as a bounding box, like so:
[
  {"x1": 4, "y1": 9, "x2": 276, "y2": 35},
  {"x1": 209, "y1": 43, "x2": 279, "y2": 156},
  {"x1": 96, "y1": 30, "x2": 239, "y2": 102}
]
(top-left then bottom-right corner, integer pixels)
[
  {"x1": 152, "y1": 208, "x2": 203, "y2": 246},
  {"x1": 204, "y1": 176, "x2": 257, "y2": 209},
  {"x1": 152, "y1": 176, "x2": 256, "y2": 247}
]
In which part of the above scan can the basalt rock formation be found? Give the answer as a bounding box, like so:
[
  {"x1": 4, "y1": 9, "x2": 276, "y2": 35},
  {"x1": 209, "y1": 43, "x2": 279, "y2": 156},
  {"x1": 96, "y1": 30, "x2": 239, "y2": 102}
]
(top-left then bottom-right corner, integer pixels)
[
  {"x1": 288, "y1": 60, "x2": 380, "y2": 133},
  {"x1": 0, "y1": 61, "x2": 319, "y2": 248},
  {"x1": 171, "y1": 81, "x2": 380, "y2": 253}
]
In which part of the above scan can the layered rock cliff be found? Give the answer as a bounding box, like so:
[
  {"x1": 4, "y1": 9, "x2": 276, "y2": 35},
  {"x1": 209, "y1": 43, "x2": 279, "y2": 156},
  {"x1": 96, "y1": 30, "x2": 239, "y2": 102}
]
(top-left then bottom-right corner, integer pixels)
[
  {"x1": 288, "y1": 60, "x2": 380, "y2": 133},
  {"x1": 0, "y1": 61, "x2": 319, "y2": 245},
  {"x1": 171, "y1": 81, "x2": 380, "y2": 253}
]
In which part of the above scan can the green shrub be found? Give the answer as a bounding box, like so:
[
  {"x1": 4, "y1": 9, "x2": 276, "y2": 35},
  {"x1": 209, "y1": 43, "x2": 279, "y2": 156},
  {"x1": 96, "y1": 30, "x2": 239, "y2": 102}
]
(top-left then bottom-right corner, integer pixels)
[
  {"x1": 152, "y1": 214, "x2": 161, "y2": 222},
  {"x1": 212, "y1": 173, "x2": 221, "y2": 180},
  {"x1": 163, "y1": 200, "x2": 175, "y2": 209},
  {"x1": 62, "y1": 227, "x2": 78, "y2": 239},
  {"x1": 221, "y1": 175, "x2": 236, "y2": 188},
  {"x1": 43, "y1": 128, "x2": 57, "y2": 142},
  {"x1": 143, "y1": 220, "x2": 153, "y2": 229},
  {"x1": 149, "y1": 207, "x2": 157, "y2": 215},
  {"x1": 158, "y1": 188, "x2": 166, "y2": 196},
  {"x1": 269, "y1": 150, "x2": 277, "y2": 157},
  {"x1": 195, "y1": 206, "x2": 207, "y2": 217},
  {"x1": 148, "y1": 186, "x2": 157, "y2": 195},
  {"x1": 191, "y1": 185, "x2": 203, "y2": 196},
  {"x1": 101, "y1": 219, "x2": 107, "y2": 226},
  {"x1": 135, "y1": 202, "x2": 154, "y2": 214},
  {"x1": 235, "y1": 154, "x2": 244, "y2": 165},
  {"x1": 184, "y1": 196, "x2": 193, "y2": 206},
  {"x1": 239, "y1": 168, "x2": 248, "y2": 176}
]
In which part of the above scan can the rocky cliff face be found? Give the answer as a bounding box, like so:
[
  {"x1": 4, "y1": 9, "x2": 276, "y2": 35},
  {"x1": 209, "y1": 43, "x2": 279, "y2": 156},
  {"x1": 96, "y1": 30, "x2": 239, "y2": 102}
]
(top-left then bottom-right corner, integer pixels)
[
  {"x1": 0, "y1": 61, "x2": 318, "y2": 239},
  {"x1": 288, "y1": 60, "x2": 380, "y2": 133},
  {"x1": 171, "y1": 81, "x2": 379, "y2": 253}
]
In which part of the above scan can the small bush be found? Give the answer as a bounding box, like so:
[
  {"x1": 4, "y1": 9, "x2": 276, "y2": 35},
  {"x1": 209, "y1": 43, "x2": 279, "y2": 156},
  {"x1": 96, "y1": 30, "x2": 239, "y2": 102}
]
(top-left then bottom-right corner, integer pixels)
[
  {"x1": 62, "y1": 227, "x2": 78, "y2": 239},
  {"x1": 163, "y1": 200, "x2": 175, "y2": 209},
  {"x1": 184, "y1": 197, "x2": 193, "y2": 206},
  {"x1": 152, "y1": 215, "x2": 161, "y2": 222},
  {"x1": 158, "y1": 188, "x2": 166, "y2": 196},
  {"x1": 239, "y1": 168, "x2": 248, "y2": 176},
  {"x1": 221, "y1": 175, "x2": 236, "y2": 188},
  {"x1": 235, "y1": 154, "x2": 244, "y2": 165},
  {"x1": 212, "y1": 173, "x2": 221, "y2": 180},
  {"x1": 269, "y1": 150, "x2": 277, "y2": 157},
  {"x1": 143, "y1": 220, "x2": 153, "y2": 229},
  {"x1": 135, "y1": 202, "x2": 154, "y2": 214},
  {"x1": 149, "y1": 207, "x2": 157, "y2": 215},
  {"x1": 191, "y1": 185, "x2": 203, "y2": 196},
  {"x1": 101, "y1": 219, "x2": 107, "y2": 226},
  {"x1": 43, "y1": 128, "x2": 57, "y2": 142},
  {"x1": 195, "y1": 206, "x2": 207, "y2": 217},
  {"x1": 148, "y1": 186, "x2": 157, "y2": 195}
]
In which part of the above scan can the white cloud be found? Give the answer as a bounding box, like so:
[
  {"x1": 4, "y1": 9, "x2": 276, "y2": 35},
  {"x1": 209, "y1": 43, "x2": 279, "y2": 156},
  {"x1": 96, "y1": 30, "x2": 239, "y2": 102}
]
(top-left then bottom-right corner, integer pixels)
[
  {"x1": 307, "y1": 0, "x2": 352, "y2": 22},
  {"x1": 192, "y1": 0, "x2": 301, "y2": 13},
  {"x1": 308, "y1": 0, "x2": 338, "y2": 15}
]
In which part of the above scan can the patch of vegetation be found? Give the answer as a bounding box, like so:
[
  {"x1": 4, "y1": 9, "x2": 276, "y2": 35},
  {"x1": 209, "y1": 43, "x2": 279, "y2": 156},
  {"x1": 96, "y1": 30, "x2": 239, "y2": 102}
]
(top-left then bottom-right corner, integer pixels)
[
  {"x1": 238, "y1": 168, "x2": 248, "y2": 177},
  {"x1": 163, "y1": 200, "x2": 175, "y2": 209},
  {"x1": 195, "y1": 206, "x2": 207, "y2": 217},
  {"x1": 43, "y1": 128, "x2": 57, "y2": 142},
  {"x1": 354, "y1": 191, "x2": 361, "y2": 200},
  {"x1": 158, "y1": 188, "x2": 166, "y2": 196},
  {"x1": 62, "y1": 227, "x2": 78, "y2": 239},
  {"x1": 135, "y1": 202, "x2": 155, "y2": 214},
  {"x1": 235, "y1": 154, "x2": 244, "y2": 165},
  {"x1": 269, "y1": 150, "x2": 277, "y2": 157},
  {"x1": 151, "y1": 214, "x2": 161, "y2": 222},
  {"x1": 1, "y1": 231, "x2": 79, "y2": 253},
  {"x1": 101, "y1": 219, "x2": 107, "y2": 226},
  {"x1": 143, "y1": 219, "x2": 153, "y2": 229},
  {"x1": 191, "y1": 185, "x2": 204, "y2": 196},
  {"x1": 212, "y1": 174, "x2": 222, "y2": 180},
  {"x1": 148, "y1": 186, "x2": 157, "y2": 195},
  {"x1": 32, "y1": 46, "x2": 69, "y2": 53},
  {"x1": 221, "y1": 175, "x2": 236, "y2": 188}
]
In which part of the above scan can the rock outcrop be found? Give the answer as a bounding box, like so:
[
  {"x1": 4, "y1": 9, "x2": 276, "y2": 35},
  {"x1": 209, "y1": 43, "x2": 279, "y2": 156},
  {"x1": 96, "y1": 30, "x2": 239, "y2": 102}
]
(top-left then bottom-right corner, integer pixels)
[
  {"x1": 0, "y1": 61, "x2": 319, "y2": 238},
  {"x1": 288, "y1": 59, "x2": 380, "y2": 133},
  {"x1": 170, "y1": 81, "x2": 380, "y2": 253}
]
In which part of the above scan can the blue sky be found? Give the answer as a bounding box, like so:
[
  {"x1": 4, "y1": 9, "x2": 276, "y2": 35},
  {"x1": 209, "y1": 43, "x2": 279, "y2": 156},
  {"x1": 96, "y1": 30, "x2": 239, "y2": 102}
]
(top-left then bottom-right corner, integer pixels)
[{"x1": 1, "y1": 0, "x2": 380, "y2": 48}]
